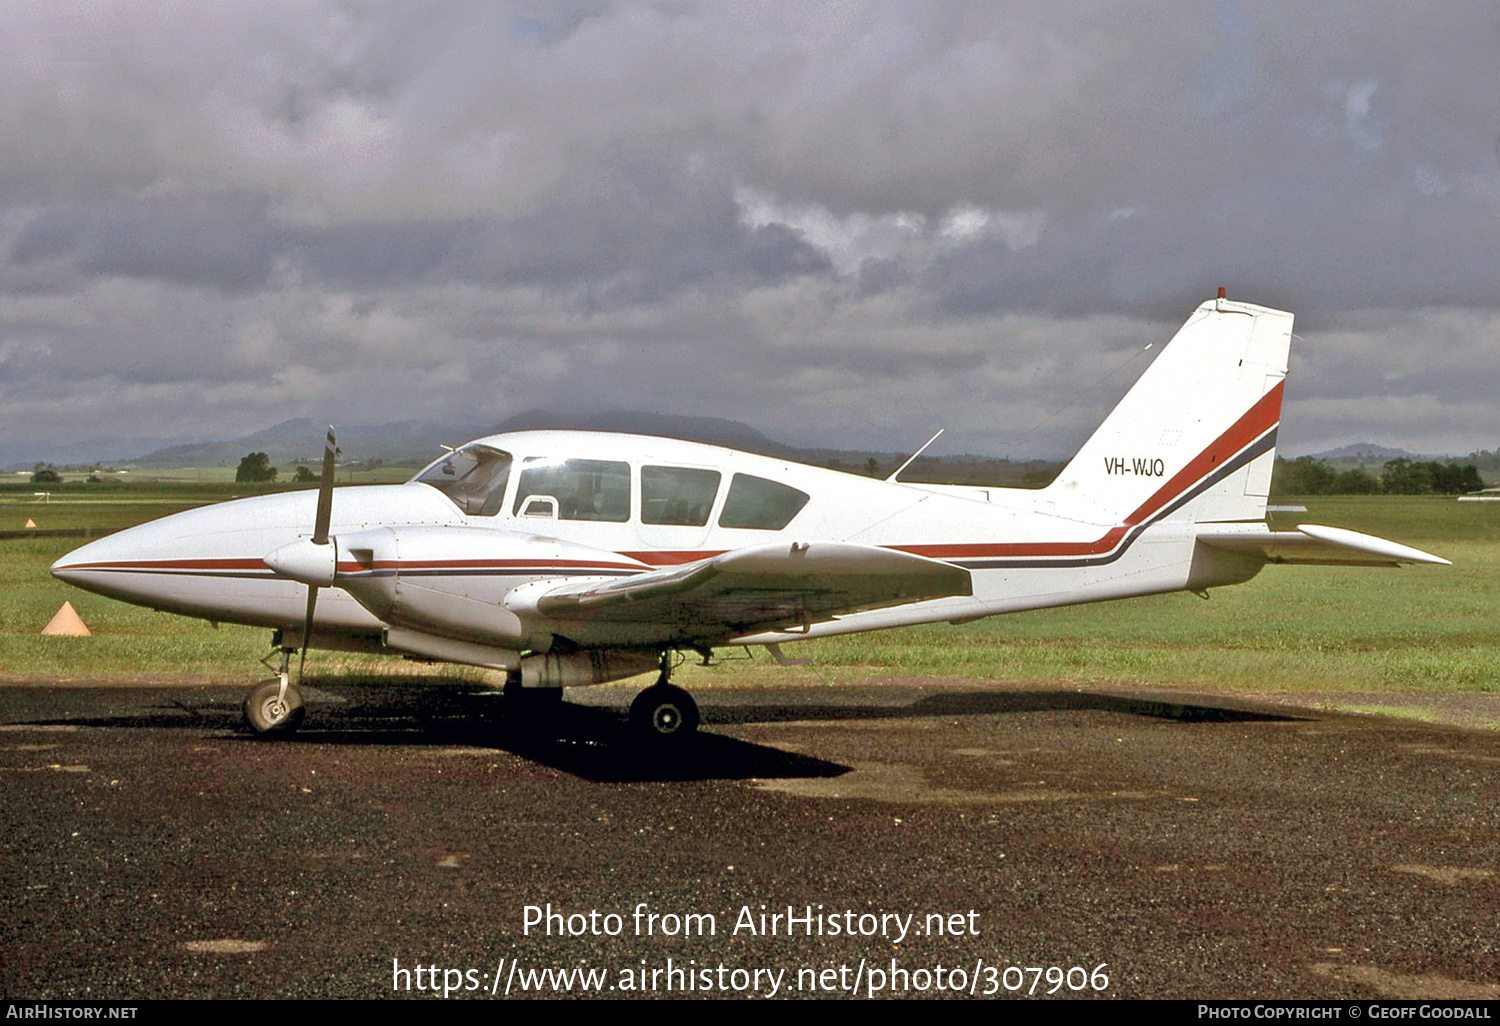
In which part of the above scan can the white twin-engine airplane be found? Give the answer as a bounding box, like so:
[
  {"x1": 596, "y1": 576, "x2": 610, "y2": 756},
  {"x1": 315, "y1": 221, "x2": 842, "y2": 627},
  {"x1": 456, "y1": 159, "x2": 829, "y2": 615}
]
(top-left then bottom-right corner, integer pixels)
[{"x1": 52, "y1": 294, "x2": 1447, "y2": 743}]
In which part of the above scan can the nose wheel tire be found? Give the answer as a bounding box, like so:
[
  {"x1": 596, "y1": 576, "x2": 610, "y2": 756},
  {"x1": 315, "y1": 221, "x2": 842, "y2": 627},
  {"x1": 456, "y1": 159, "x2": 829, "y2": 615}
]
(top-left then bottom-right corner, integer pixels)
[
  {"x1": 629, "y1": 684, "x2": 699, "y2": 744},
  {"x1": 243, "y1": 678, "x2": 306, "y2": 736}
]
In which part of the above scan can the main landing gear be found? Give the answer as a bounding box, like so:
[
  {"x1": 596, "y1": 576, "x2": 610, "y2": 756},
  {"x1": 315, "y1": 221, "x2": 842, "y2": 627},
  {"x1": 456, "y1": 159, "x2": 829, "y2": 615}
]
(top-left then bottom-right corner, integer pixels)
[
  {"x1": 628, "y1": 655, "x2": 699, "y2": 745},
  {"x1": 242, "y1": 646, "x2": 305, "y2": 737}
]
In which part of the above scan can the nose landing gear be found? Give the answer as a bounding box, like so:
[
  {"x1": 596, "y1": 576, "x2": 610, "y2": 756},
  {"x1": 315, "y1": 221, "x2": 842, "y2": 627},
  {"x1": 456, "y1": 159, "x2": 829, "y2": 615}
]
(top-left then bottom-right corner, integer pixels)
[
  {"x1": 243, "y1": 675, "x2": 305, "y2": 735},
  {"x1": 242, "y1": 645, "x2": 305, "y2": 737}
]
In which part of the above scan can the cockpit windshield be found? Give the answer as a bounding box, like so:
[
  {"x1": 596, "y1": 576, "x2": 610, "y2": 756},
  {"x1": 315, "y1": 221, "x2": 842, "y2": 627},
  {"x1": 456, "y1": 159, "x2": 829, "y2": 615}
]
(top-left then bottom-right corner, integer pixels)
[{"x1": 410, "y1": 444, "x2": 513, "y2": 516}]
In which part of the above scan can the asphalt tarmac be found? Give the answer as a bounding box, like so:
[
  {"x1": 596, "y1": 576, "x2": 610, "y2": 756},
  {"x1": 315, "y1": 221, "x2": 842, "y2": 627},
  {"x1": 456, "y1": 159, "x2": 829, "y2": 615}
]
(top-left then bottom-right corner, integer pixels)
[{"x1": 1, "y1": 679, "x2": 1496, "y2": 1001}]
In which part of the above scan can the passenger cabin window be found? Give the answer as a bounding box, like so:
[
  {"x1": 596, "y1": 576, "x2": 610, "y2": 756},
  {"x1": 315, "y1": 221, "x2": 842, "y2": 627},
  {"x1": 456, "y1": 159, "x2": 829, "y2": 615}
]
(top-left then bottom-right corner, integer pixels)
[
  {"x1": 641, "y1": 466, "x2": 720, "y2": 526},
  {"x1": 513, "y1": 458, "x2": 630, "y2": 522},
  {"x1": 717, "y1": 473, "x2": 809, "y2": 530},
  {"x1": 412, "y1": 445, "x2": 512, "y2": 516}
]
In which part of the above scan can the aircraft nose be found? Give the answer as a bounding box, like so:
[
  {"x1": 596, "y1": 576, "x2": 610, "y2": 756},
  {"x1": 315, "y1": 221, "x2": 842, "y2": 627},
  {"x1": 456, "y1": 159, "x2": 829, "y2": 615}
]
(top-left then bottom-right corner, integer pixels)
[
  {"x1": 47, "y1": 495, "x2": 307, "y2": 616},
  {"x1": 52, "y1": 531, "x2": 122, "y2": 582},
  {"x1": 49, "y1": 552, "x2": 82, "y2": 585},
  {"x1": 50, "y1": 490, "x2": 315, "y2": 593},
  {"x1": 50, "y1": 525, "x2": 162, "y2": 598},
  {"x1": 47, "y1": 483, "x2": 451, "y2": 619}
]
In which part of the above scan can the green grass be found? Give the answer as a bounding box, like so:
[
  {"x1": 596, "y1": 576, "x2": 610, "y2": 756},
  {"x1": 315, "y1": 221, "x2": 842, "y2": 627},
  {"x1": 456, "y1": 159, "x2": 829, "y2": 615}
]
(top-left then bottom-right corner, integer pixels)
[
  {"x1": 7, "y1": 464, "x2": 418, "y2": 486},
  {"x1": 114, "y1": 465, "x2": 418, "y2": 484},
  {"x1": 2, "y1": 500, "x2": 219, "y2": 533},
  {"x1": 0, "y1": 533, "x2": 262, "y2": 681},
  {"x1": 0, "y1": 466, "x2": 418, "y2": 532},
  {"x1": 1, "y1": 481, "x2": 282, "y2": 534},
  {"x1": 1327, "y1": 703, "x2": 1500, "y2": 730},
  {"x1": 1, "y1": 489, "x2": 1496, "y2": 695}
]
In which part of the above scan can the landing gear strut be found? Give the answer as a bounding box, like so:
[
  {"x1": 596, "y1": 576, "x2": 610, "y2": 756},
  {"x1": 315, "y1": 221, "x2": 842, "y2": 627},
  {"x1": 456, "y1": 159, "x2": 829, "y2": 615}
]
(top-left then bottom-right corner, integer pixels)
[
  {"x1": 628, "y1": 654, "x2": 699, "y2": 744},
  {"x1": 242, "y1": 646, "x2": 305, "y2": 737}
]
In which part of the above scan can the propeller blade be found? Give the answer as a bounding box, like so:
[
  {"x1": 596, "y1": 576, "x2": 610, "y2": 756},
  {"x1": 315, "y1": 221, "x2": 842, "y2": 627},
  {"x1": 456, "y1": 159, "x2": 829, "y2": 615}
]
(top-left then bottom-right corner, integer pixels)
[
  {"x1": 312, "y1": 425, "x2": 337, "y2": 546},
  {"x1": 300, "y1": 424, "x2": 335, "y2": 679},
  {"x1": 298, "y1": 584, "x2": 319, "y2": 678}
]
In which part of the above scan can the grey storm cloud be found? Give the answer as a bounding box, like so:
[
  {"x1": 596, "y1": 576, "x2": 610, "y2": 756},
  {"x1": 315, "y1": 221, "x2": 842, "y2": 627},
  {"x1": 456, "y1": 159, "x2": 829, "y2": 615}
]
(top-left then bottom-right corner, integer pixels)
[
  {"x1": 1, "y1": 0, "x2": 1497, "y2": 464},
  {"x1": 13, "y1": 195, "x2": 280, "y2": 292},
  {"x1": 9, "y1": 170, "x2": 832, "y2": 302}
]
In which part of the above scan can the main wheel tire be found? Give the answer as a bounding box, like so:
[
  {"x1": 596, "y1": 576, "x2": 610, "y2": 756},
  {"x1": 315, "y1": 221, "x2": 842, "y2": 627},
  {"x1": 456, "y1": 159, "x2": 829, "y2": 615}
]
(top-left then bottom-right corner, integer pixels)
[
  {"x1": 629, "y1": 684, "x2": 699, "y2": 744},
  {"x1": 242, "y1": 679, "x2": 306, "y2": 736}
]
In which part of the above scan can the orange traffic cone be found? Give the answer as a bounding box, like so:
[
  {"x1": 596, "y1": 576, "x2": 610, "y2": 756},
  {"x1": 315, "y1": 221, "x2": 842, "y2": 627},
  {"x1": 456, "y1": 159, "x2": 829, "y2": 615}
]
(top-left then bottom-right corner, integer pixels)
[
  {"x1": 42, "y1": 601, "x2": 91, "y2": 637},
  {"x1": 24, "y1": 518, "x2": 36, "y2": 529}
]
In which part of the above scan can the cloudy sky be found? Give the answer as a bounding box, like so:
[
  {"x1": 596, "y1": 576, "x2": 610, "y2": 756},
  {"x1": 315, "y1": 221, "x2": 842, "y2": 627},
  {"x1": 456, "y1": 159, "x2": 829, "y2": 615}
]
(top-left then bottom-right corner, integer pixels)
[{"x1": 1, "y1": 1, "x2": 1496, "y2": 465}]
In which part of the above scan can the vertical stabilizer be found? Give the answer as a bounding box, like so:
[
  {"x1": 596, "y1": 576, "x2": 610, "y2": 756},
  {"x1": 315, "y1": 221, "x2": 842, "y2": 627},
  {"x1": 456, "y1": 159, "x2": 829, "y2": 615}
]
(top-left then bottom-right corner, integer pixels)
[{"x1": 1043, "y1": 297, "x2": 1292, "y2": 526}]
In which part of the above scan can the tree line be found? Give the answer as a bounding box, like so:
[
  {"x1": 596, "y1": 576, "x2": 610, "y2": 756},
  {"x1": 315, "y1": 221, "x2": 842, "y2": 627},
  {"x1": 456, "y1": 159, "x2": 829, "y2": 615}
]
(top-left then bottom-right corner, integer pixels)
[
  {"x1": 1272, "y1": 456, "x2": 1484, "y2": 496},
  {"x1": 235, "y1": 452, "x2": 325, "y2": 483}
]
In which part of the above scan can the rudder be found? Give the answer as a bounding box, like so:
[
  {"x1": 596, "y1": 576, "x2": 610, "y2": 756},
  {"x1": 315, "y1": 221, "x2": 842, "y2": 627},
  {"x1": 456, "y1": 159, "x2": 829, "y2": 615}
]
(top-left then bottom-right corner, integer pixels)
[{"x1": 1042, "y1": 296, "x2": 1293, "y2": 527}]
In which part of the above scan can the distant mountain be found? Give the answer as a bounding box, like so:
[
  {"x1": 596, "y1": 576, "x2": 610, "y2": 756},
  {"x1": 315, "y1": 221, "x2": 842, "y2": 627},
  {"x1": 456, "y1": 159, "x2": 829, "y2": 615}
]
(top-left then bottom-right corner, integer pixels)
[
  {"x1": 129, "y1": 418, "x2": 492, "y2": 468},
  {"x1": 1306, "y1": 443, "x2": 1423, "y2": 462},
  {"x1": 126, "y1": 412, "x2": 788, "y2": 468},
  {"x1": 116, "y1": 411, "x2": 1056, "y2": 487},
  {"x1": 489, "y1": 410, "x2": 789, "y2": 455},
  {"x1": 27, "y1": 419, "x2": 1467, "y2": 490},
  {"x1": 0, "y1": 432, "x2": 201, "y2": 470}
]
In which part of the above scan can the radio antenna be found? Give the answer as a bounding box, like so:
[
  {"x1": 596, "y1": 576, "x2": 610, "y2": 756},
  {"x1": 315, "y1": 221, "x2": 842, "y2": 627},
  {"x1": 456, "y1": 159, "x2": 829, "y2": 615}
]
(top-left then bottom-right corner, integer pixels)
[{"x1": 886, "y1": 428, "x2": 944, "y2": 482}]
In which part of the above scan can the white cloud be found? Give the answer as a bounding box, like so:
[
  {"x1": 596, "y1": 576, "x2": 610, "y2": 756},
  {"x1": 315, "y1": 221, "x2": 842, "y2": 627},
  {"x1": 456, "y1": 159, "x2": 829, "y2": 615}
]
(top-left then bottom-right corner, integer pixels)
[
  {"x1": 1412, "y1": 166, "x2": 1450, "y2": 198},
  {"x1": 735, "y1": 186, "x2": 1044, "y2": 276},
  {"x1": 1340, "y1": 78, "x2": 1383, "y2": 152}
]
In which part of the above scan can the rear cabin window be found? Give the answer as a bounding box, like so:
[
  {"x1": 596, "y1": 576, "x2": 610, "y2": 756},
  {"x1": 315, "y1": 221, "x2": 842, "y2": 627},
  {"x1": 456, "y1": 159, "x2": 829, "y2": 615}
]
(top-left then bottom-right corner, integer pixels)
[
  {"x1": 717, "y1": 473, "x2": 809, "y2": 530},
  {"x1": 412, "y1": 445, "x2": 512, "y2": 516},
  {"x1": 641, "y1": 466, "x2": 721, "y2": 526},
  {"x1": 513, "y1": 458, "x2": 630, "y2": 522}
]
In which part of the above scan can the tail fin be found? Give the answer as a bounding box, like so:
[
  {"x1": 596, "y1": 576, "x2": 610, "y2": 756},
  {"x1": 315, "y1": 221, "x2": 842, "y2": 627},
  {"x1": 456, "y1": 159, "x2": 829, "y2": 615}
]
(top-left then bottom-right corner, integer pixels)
[{"x1": 1043, "y1": 295, "x2": 1293, "y2": 526}]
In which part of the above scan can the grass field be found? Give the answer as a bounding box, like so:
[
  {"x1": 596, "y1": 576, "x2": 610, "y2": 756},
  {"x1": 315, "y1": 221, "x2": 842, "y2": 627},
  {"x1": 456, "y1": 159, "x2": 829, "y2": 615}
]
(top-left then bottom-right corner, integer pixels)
[
  {"x1": 0, "y1": 487, "x2": 1494, "y2": 698},
  {"x1": 7, "y1": 464, "x2": 418, "y2": 486}
]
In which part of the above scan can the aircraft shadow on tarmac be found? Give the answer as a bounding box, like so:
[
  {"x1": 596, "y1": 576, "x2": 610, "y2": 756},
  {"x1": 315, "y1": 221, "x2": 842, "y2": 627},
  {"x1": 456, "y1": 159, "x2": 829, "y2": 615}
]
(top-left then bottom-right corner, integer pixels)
[
  {"x1": 711, "y1": 688, "x2": 1309, "y2": 725},
  {"x1": 7, "y1": 683, "x2": 849, "y2": 783},
  {"x1": 6, "y1": 681, "x2": 1305, "y2": 784}
]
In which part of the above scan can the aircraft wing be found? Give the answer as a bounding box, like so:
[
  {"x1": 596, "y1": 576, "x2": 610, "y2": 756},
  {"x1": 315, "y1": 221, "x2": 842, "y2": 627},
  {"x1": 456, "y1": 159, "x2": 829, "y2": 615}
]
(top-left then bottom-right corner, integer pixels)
[
  {"x1": 1197, "y1": 524, "x2": 1450, "y2": 567},
  {"x1": 528, "y1": 541, "x2": 973, "y2": 641}
]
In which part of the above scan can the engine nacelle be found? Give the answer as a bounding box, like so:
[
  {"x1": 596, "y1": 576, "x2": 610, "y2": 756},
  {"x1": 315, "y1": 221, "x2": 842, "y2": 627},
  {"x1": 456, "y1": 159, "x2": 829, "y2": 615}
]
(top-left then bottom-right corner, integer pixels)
[
  {"x1": 519, "y1": 649, "x2": 661, "y2": 689},
  {"x1": 330, "y1": 525, "x2": 649, "y2": 649}
]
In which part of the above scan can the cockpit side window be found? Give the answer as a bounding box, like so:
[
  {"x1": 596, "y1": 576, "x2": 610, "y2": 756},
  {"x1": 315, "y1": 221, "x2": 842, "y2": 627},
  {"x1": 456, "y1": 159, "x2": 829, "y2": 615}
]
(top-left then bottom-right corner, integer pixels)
[
  {"x1": 513, "y1": 458, "x2": 630, "y2": 522},
  {"x1": 411, "y1": 445, "x2": 513, "y2": 516},
  {"x1": 717, "y1": 473, "x2": 809, "y2": 530},
  {"x1": 641, "y1": 466, "x2": 720, "y2": 526}
]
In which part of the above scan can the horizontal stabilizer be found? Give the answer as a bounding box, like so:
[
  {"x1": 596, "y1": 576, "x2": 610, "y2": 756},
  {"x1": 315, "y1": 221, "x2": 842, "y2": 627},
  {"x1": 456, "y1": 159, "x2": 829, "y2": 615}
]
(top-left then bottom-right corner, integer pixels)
[
  {"x1": 1197, "y1": 524, "x2": 1450, "y2": 567},
  {"x1": 533, "y1": 541, "x2": 972, "y2": 638}
]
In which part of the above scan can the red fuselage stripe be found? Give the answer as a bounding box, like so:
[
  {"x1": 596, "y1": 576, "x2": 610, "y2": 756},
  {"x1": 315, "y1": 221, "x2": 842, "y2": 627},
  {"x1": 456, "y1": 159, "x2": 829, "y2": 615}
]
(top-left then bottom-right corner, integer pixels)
[
  {"x1": 891, "y1": 380, "x2": 1282, "y2": 560},
  {"x1": 61, "y1": 557, "x2": 269, "y2": 572},
  {"x1": 336, "y1": 558, "x2": 647, "y2": 573},
  {"x1": 61, "y1": 385, "x2": 1282, "y2": 577}
]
